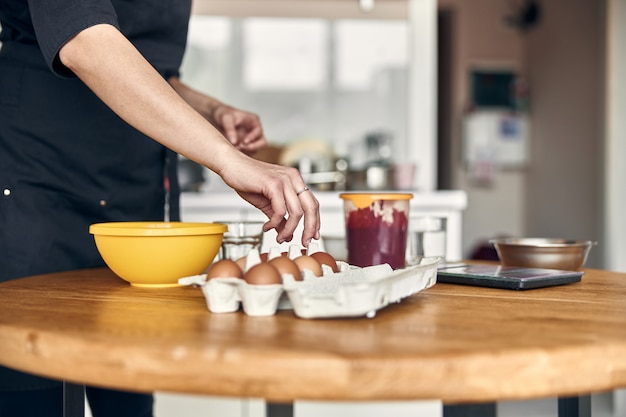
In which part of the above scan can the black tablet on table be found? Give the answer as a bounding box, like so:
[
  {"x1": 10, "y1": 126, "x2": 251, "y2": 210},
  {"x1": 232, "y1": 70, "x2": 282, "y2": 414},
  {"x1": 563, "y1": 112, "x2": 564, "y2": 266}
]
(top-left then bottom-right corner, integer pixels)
[{"x1": 436, "y1": 264, "x2": 583, "y2": 290}]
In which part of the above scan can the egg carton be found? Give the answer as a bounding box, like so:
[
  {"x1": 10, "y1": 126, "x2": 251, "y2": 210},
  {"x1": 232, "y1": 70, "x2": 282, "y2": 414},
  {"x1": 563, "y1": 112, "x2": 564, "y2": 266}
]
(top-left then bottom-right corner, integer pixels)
[
  {"x1": 283, "y1": 258, "x2": 440, "y2": 319},
  {"x1": 178, "y1": 252, "x2": 354, "y2": 317},
  {"x1": 179, "y1": 254, "x2": 440, "y2": 319}
]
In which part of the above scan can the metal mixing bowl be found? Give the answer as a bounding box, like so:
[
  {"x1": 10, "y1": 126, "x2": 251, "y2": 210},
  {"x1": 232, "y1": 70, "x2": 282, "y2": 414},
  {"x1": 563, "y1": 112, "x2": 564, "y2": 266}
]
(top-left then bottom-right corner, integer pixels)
[{"x1": 489, "y1": 238, "x2": 596, "y2": 271}]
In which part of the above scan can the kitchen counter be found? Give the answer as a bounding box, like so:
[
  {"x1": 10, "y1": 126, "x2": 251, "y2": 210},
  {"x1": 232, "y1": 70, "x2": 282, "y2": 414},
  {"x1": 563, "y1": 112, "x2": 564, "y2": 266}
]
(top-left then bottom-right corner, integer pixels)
[{"x1": 180, "y1": 189, "x2": 467, "y2": 261}]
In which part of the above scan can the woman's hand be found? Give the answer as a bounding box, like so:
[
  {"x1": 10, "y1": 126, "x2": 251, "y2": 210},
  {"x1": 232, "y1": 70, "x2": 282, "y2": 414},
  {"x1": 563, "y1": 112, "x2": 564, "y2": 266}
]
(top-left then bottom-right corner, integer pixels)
[
  {"x1": 217, "y1": 155, "x2": 320, "y2": 247},
  {"x1": 168, "y1": 77, "x2": 266, "y2": 155},
  {"x1": 211, "y1": 103, "x2": 266, "y2": 155},
  {"x1": 166, "y1": 77, "x2": 319, "y2": 244}
]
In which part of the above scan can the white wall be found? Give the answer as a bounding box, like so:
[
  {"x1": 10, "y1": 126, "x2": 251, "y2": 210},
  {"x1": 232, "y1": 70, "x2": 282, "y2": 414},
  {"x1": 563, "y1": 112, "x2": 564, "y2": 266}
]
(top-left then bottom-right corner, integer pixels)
[
  {"x1": 192, "y1": 0, "x2": 408, "y2": 20},
  {"x1": 525, "y1": 0, "x2": 604, "y2": 267},
  {"x1": 605, "y1": 0, "x2": 626, "y2": 272},
  {"x1": 408, "y1": 0, "x2": 438, "y2": 191},
  {"x1": 598, "y1": 2, "x2": 626, "y2": 411}
]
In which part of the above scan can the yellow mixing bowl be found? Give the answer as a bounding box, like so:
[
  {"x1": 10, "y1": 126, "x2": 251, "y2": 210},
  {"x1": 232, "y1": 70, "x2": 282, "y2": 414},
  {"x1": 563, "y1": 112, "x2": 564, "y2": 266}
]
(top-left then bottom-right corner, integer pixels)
[{"x1": 89, "y1": 221, "x2": 227, "y2": 287}]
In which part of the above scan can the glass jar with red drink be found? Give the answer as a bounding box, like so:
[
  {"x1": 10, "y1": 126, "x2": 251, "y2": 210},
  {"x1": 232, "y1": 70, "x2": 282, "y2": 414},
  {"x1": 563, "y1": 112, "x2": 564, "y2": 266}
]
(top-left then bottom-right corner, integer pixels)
[{"x1": 339, "y1": 193, "x2": 413, "y2": 270}]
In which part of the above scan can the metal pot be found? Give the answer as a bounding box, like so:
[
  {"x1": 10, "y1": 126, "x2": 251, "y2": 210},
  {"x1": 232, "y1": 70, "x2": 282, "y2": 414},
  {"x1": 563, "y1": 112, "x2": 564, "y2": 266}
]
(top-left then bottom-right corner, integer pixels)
[{"x1": 347, "y1": 164, "x2": 391, "y2": 191}]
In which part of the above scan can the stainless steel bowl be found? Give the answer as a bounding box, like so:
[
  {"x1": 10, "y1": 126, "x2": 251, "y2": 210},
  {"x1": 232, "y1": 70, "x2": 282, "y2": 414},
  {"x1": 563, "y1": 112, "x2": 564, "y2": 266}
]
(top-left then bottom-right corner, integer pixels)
[{"x1": 489, "y1": 238, "x2": 596, "y2": 271}]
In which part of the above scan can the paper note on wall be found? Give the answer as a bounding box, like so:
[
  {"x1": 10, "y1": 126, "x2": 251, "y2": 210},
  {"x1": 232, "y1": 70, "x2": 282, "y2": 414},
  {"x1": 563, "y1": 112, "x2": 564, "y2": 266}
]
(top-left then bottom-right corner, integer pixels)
[{"x1": 463, "y1": 110, "x2": 529, "y2": 168}]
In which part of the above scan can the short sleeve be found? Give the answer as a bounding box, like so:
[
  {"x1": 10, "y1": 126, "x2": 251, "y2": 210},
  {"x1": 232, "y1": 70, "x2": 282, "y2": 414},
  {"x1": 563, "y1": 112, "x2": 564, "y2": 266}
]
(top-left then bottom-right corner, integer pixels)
[{"x1": 27, "y1": 0, "x2": 120, "y2": 77}]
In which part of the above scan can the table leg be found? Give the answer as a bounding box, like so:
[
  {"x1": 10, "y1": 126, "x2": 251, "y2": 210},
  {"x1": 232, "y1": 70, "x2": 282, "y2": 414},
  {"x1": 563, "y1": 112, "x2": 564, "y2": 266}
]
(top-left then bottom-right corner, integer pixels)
[
  {"x1": 266, "y1": 401, "x2": 294, "y2": 417},
  {"x1": 62, "y1": 382, "x2": 85, "y2": 417},
  {"x1": 558, "y1": 395, "x2": 591, "y2": 417},
  {"x1": 443, "y1": 402, "x2": 496, "y2": 417}
]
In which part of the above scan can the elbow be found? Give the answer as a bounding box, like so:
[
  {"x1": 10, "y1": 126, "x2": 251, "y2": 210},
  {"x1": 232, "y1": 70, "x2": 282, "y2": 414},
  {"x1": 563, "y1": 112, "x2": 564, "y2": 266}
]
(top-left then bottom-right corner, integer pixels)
[{"x1": 57, "y1": 24, "x2": 119, "y2": 75}]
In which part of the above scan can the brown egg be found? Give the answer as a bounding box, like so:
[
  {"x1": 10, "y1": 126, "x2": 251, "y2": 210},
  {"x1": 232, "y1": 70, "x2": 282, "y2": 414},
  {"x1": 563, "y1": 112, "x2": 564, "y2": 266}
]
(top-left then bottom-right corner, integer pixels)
[
  {"x1": 293, "y1": 255, "x2": 323, "y2": 277},
  {"x1": 311, "y1": 251, "x2": 339, "y2": 273},
  {"x1": 259, "y1": 252, "x2": 269, "y2": 263},
  {"x1": 269, "y1": 256, "x2": 302, "y2": 281},
  {"x1": 205, "y1": 259, "x2": 243, "y2": 280},
  {"x1": 244, "y1": 263, "x2": 282, "y2": 285}
]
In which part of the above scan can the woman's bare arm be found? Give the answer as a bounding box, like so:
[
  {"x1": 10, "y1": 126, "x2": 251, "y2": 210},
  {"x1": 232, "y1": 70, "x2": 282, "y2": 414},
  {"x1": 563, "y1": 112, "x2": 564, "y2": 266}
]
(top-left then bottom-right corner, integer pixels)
[
  {"x1": 58, "y1": 24, "x2": 320, "y2": 245},
  {"x1": 168, "y1": 77, "x2": 267, "y2": 155}
]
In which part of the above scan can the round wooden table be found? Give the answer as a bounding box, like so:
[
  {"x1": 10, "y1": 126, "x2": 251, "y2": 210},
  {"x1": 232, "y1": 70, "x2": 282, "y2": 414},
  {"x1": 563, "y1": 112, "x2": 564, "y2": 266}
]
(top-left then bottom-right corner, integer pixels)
[{"x1": 1, "y1": 267, "x2": 625, "y2": 415}]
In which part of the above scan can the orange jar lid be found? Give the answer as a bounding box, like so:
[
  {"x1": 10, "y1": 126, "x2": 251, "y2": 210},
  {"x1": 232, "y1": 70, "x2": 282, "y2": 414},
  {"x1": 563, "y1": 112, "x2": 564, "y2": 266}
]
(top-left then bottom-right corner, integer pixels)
[{"x1": 339, "y1": 193, "x2": 413, "y2": 209}]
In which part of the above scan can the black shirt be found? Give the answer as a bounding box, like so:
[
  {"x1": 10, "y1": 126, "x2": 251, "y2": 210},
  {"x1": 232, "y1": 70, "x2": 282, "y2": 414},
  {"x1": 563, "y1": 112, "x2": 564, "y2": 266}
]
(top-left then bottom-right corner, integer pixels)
[
  {"x1": 0, "y1": 0, "x2": 191, "y2": 77},
  {"x1": 0, "y1": 0, "x2": 191, "y2": 282}
]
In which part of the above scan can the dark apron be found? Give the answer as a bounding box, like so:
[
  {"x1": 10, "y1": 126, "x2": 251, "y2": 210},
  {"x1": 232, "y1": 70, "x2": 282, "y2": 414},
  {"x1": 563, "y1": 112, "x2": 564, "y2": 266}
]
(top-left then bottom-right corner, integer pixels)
[
  {"x1": 0, "y1": 42, "x2": 180, "y2": 392},
  {"x1": 0, "y1": 42, "x2": 181, "y2": 281}
]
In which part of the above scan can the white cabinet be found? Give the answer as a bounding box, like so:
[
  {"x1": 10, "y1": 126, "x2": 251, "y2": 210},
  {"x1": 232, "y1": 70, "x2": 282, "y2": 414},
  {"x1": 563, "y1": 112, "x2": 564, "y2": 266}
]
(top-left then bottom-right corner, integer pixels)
[{"x1": 150, "y1": 395, "x2": 443, "y2": 417}]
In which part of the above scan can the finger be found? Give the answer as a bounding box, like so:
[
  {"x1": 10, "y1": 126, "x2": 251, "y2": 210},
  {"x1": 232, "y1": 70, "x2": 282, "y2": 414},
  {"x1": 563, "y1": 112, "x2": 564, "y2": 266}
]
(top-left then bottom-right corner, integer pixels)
[
  {"x1": 297, "y1": 188, "x2": 320, "y2": 246},
  {"x1": 232, "y1": 120, "x2": 264, "y2": 154},
  {"x1": 280, "y1": 200, "x2": 302, "y2": 244},
  {"x1": 240, "y1": 125, "x2": 264, "y2": 145},
  {"x1": 263, "y1": 217, "x2": 288, "y2": 241},
  {"x1": 262, "y1": 188, "x2": 291, "y2": 244},
  {"x1": 221, "y1": 113, "x2": 239, "y2": 145},
  {"x1": 237, "y1": 138, "x2": 267, "y2": 155},
  {"x1": 276, "y1": 182, "x2": 307, "y2": 244}
]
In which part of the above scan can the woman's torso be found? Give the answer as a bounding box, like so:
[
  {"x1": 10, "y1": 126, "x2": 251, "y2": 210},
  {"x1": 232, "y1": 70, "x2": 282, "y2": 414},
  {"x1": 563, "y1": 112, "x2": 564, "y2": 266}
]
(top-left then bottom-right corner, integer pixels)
[{"x1": 0, "y1": 0, "x2": 191, "y2": 281}]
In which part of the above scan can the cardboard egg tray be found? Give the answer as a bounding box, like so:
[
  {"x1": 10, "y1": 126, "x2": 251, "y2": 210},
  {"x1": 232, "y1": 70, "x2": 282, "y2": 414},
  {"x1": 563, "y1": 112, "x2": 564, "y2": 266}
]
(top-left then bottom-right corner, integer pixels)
[{"x1": 179, "y1": 249, "x2": 440, "y2": 319}]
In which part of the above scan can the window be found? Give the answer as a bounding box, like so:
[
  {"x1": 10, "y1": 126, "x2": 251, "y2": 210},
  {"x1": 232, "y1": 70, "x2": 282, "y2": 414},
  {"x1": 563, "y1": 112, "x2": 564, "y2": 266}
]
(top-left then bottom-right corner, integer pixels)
[{"x1": 180, "y1": 15, "x2": 409, "y2": 157}]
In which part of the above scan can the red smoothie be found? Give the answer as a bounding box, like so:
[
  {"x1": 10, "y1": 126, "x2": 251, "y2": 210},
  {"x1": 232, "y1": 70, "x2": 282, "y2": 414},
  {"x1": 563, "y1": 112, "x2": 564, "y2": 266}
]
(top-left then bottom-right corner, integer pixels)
[{"x1": 345, "y1": 202, "x2": 409, "y2": 269}]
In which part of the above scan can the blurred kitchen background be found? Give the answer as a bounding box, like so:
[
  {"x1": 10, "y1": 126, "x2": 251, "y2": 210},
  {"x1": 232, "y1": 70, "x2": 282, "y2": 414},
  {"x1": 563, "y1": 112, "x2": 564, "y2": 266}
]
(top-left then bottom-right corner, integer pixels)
[
  {"x1": 178, "y1": 0, "x2": 626, "y2": 275},
  {"x1": 178, "y1": 1, "x2": 428, "y2": 194}
]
